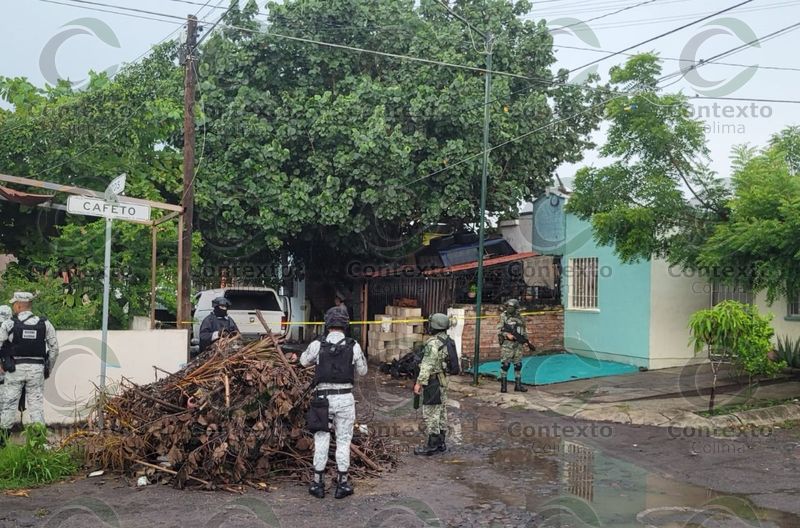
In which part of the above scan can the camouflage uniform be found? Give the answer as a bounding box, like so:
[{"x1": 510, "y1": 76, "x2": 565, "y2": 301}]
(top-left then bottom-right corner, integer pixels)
[
  {"x1": 417, "y1": 332, "x2": 449, "y2": 437},
  {"x1": 497, "y1": 300, "x2": 528, "y2": 393},
  {"x1": 0, "y1": 306, "x2": 11, "y2": 417},
  {"x1": 0, "y1": 294, "x2": 59, "y2": 430}
]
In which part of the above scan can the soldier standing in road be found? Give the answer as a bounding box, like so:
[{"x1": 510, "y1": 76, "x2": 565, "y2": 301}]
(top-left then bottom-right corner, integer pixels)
[
  {"x1": 0, "y1": 305, "x2": 12, "y2": 429},
  {"x1": 298, "y1": 309, "x2": 367, "y2": 499},
  {"x1": 0, "y1": 293, "x2": 59, "y2": 445},
  {"x1": 413, "y1": 313, "x2": 451, "y2": 456},
  {"x1": 497, "y1": 299, "x2": 528, "y2": 393}
]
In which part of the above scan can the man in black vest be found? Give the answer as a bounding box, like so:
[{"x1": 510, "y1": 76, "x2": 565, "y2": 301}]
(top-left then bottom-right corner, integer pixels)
[
  {"x1": 0, "y1": 292, "x2": 59, "y2": 444},
  {"x1": 198, "y1": 296, "x2": 239, "y2": 354},
  {"x1": 299, "y1": 309, "x2": 367, "y2": 499}
]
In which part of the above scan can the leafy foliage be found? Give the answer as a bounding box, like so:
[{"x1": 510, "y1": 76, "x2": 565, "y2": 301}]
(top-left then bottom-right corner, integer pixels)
[
  {"x1": 697, "y1": 127, "x2": 800, "y2": 303},
  {"x1": 689, "y1": 300, "x2": 784, "y2": 380},
  {"x1": 0, "y1": 424, "x2": 80, "y2": 489},
  {"x1": 775, "y1": 334, "x2": 800, "y2": 369},
  {"x1": 0, "y1": 44, "x2": 195, "y2": 327},
  {"x1": 567, "y1": 53, "x2": 727, "y2": 267},
  {"x1": 197, "y1": 0, "x2": 606, "y2": 264}
]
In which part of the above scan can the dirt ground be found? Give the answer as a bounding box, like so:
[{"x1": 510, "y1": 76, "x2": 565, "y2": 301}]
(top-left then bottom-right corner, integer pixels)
[{"x1": 2, "y1": 371, "x2": 800, "y2": 528}]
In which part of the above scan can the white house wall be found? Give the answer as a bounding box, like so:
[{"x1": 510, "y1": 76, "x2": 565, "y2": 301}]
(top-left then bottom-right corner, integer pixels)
[
  {"x1": 754, "y1": 293, "x2": 800, "y2": 342},
  {"x1": 648, "y1": 260, "x2": 710, "y2": 369}
]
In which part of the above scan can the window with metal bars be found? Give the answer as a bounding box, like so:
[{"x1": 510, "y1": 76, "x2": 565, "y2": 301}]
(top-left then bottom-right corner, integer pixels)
[
  {"x1": 711, "y1": 281, "x2": 753, "y2": 305},
  {"x1": 788, "y1": 293, "x2": 800, "y2": 318},
  {"x1": 569, "y1": 257, "x2": 598, "y2": 310}
]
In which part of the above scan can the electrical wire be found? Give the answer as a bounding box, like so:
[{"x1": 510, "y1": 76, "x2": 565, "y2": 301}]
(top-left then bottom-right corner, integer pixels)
[
  {"x1": 568, "y1": 0, "x2": 754, "y2": 73},
  {"x1": 547, "y1": 0, "x2": 659, "y2": 33}
]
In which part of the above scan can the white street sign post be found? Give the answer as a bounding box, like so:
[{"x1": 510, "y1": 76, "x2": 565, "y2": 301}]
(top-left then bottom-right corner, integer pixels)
[{"x1": 65, "y1": 175, "x2": 151, "y2": 427}]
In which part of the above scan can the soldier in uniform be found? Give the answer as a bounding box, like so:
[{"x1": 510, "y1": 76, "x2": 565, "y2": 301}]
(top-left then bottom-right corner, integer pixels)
[
  {"x1": 497, "y1": 298, "x2": 528, "y2": 393},
  {"x1": 198, "y1": 296, "x2": 239, "y2": 354},
  {"x1": 299, "y1": 309, "x2": 367, "y2": 499},
  {"x1": 413, "y1": 313, "x2": 451, "y2": 456},
  {"x1": 0, "y1": 293, "x2": 59, "y2": 444},
  {"x1": 0, "y1": 305, "x2": 12, "y2": 423}
]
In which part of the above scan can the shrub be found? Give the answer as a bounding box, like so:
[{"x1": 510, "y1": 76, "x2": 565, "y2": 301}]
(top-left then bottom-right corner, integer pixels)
[{"x1": 0, "y1": 425, "x2": 80, "y2": 489}]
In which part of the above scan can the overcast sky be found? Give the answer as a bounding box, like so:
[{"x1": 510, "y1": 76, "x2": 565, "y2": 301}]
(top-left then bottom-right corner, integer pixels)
[{"x1": 2, "y1": 0, "x2": 799, "y2": 182}]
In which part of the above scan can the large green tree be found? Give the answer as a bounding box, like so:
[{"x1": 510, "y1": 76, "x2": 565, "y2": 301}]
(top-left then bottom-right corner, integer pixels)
[
  {"x1": 196, "y1": 0, "x2": 607, "y2": 267},
  {"x1": 568, "y1": 53, "x2": 800, "y2": 302},
  {"x1": 0, "y1": 44, "x2": 192, "y2": 328}
]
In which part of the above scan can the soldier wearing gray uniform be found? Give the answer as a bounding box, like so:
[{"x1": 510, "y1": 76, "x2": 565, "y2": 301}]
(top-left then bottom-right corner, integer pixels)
[
  {"x1": 0, "y1": 305, "x2": 12, "y2": 422},
  {"x1": 299, "y1": 309, "x2": 367, "y2": 499},
  {"x1": 0, "y1": 292, "x2": 59, "y2": 443}
]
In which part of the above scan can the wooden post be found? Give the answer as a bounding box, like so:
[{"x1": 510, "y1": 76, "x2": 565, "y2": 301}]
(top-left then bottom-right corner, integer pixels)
[{"x1": 150, "y1": 225, "x2": 158, "y2": 329}]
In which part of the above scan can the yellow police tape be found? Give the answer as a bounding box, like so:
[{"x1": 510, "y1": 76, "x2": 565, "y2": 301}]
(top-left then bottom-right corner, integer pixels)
[{"x1": 178, "y1": 310, "x2": 554, "y2": 326}]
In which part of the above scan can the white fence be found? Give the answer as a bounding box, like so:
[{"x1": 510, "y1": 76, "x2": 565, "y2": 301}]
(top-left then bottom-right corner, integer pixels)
[{"x1": 31, "y1": 329, "x2": 188, "y2": 424}]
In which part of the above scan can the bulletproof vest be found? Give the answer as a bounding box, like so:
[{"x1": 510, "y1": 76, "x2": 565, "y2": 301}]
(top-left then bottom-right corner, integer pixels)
[
  {"x1": 10, "y1": 315, "x2": 47, "y2": 359},
  {"x1": 315, "y1": 337, "x2": 355, "y2": 384}
]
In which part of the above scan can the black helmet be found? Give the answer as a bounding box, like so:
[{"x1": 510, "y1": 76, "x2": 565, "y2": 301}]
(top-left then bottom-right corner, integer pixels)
[
  {"x1": 212, "y1": 296, "x2": 231, "y2": 309},
  {"x1": 324, "y1": 307, "x2": 349, "y2": 329}
]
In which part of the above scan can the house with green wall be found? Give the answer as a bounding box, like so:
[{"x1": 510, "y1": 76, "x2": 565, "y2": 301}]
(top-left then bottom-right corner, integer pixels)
[{"x1": 524, "y1": 191, "x2": 800, "y2": 370}]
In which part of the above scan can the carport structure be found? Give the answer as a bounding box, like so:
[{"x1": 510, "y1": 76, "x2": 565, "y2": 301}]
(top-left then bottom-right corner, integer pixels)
[{"x1": 0, "y1": 173, "x2": 186, "y2": 328}]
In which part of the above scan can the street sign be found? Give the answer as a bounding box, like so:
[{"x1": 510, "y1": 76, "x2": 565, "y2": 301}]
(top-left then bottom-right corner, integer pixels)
[{"x1": 67, "y1": 195, "x2": 151, "y2": 222}]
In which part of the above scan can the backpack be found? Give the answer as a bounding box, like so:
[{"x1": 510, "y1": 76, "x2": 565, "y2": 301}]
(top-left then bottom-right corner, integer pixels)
[{"x1": 437, "y1": 335, "x2": 461, "y2": 376}]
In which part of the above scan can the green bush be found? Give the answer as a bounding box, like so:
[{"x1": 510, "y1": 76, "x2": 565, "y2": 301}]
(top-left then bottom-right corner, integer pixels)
[
  {"x1": 689, "y1": 300, "x2": 785, "y2": 380},
  {"x1": 775, "y1": 335, "x2": 800, "y2": 369},
  {"x1": 0, "y1": 424, "x2": 80, "y2": 489},
  {"x1": 0, "y1": 266, "x2": 100, "y2": 329}
]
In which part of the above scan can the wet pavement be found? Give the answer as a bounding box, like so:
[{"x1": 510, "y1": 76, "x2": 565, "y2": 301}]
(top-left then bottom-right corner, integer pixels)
[{"x1": 2, "y1": 370, "x2": 800, "y2": 527}]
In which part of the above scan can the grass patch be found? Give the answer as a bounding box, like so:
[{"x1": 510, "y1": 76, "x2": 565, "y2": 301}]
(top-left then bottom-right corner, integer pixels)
[
  {"x1": 0, "y1": 424, "x2": 80, "y2": 489},
  {"x1": 697, "y1": 397, "x2": 800, "y2": 417}
]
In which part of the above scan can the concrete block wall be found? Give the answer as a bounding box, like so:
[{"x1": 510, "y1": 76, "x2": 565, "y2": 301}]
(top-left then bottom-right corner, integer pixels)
[{"x1": 458, "y1": 304, "x2": 564, "y2": 362}]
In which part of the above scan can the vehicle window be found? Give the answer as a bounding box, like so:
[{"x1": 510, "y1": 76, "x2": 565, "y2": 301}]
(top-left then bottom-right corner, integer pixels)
[{"x1": 224, "y1": 290, "x2": 282, "y2": 311}]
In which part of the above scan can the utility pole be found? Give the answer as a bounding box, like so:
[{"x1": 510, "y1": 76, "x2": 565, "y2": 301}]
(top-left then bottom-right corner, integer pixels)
[
  {"x1": 434, "y1": 2, "x2": 494, "y2": 386},
  {"x1": 472, "y1": 34, "x2": 493, "y2": 386},
  {"x1": 178, "y1": 14, "x2": 198, "y2": 331}
]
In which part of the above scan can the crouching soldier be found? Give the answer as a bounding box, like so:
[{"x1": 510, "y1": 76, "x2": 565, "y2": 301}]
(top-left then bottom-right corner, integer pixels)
[
  {"x1": 300, "y1": 309, "x2": 367, "y2": 499},
  {"x1": 413, "y1": 313, "x2": 451, "y2": 456}
]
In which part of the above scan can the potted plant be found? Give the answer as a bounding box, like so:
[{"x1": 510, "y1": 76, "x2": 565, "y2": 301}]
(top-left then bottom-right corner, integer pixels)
[{"x1": 467, "y1": 284, "x2": 477, "y2": 299}]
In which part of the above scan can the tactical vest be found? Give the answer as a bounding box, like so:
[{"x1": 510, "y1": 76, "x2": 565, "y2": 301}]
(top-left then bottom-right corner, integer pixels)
[
  {"x1": 10, "y1": 315, "x2": 48, "y2": 360},
  {"x1": 315, "y1": 337, "x2": 355, "y2": 384}
]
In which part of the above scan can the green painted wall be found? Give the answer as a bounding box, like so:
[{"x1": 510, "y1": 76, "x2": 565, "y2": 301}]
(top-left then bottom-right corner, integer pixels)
[{"x1": 562, "y1": 214, "x2": 651, "y2": 367}]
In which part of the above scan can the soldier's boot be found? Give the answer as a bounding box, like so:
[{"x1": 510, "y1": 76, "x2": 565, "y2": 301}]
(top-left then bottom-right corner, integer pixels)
[
  {"x1": 514, "y1": 379, "x2": 528, "y2": 392},
  {"x1": 334, "y1": 471, "x2": 354, "y2": 499},
  {"x1": 437, "y1": 431, "x2": 447, "y2": 452},
  {"x1": 500, "y1": 376, "x2": 508, "y2": 393},
  {"x1": 413, "y1": 435, "x2": 439, "y2": 456},
  {"x1": 308, "y1": 470, "x2": 326, "y2": 499}
]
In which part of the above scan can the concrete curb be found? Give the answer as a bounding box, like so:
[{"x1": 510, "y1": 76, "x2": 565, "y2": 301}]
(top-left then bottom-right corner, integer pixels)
[{"x1": 448, "y1": 376, "x2": 800, "y2": 430}]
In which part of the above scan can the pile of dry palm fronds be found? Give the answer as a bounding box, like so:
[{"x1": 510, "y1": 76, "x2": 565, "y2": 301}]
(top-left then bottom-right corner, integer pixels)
[{"x1": 83, "y1": 336, "x2": 395, "y2": 489}]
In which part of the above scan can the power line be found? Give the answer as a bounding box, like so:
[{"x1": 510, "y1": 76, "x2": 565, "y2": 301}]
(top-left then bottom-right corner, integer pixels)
[
  {"x1": 40, "y1": 0, "x2": 178, "y2": 24},
  {"x1": 568, "y1": 0, "x2": 755, "y2": 73},
  {"x1": 548, "y1": 0, "x2": 659, "y2": 33}
]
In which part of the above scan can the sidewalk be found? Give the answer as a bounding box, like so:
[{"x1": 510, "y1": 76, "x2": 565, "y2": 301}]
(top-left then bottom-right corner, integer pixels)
[{"x1": 449, "y1": 364, "x2": 800, "y2": 430}]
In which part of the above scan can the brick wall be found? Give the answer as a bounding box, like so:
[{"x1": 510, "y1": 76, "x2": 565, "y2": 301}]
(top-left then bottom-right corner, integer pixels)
[{"x1": 458, "y1": 304, "x2": 564, "y2": 362}]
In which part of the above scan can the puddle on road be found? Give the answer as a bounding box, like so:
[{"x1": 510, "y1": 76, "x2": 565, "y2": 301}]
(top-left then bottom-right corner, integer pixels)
[{"x1": 476, "y1": 441, "x2": 799, "y2": 527}]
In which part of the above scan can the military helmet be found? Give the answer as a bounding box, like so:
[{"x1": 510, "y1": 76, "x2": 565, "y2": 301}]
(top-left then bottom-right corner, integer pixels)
[
  {"x1": 212, "y1": 296, "x2": 231, "y2": 308},
  {"x1": 324, "y1": 307, "x2": 349, "y2": 329},
  {"x1": 504, "y1": 298, "x2": 520, "y2": 312},
  {"x1": 428, "y1": 313, "x2": 450, "y2": 331}
]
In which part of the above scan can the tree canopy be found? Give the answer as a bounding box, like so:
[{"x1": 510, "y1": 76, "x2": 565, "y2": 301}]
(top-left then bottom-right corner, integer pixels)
[{"x1": 568, "y1": 54, "x2": 800, "y2": 303}]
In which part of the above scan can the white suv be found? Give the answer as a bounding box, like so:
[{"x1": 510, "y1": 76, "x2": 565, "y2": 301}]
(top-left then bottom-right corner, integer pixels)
[{"x1": 191, "y1": 287, "x2": 291, "y2": 348}]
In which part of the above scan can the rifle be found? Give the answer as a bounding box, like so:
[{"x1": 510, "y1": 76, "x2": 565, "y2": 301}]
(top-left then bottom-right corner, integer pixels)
[{"x1": 501, "y1": 322, "x2": 536, "y2": 351}]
